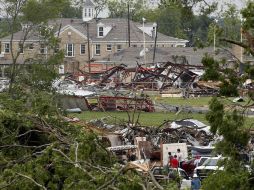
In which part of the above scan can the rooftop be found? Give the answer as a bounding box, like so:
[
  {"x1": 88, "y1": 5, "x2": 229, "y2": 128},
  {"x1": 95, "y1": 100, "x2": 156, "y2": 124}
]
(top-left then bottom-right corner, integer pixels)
[{"x1": 0, "y1": 18, "x2": 188, "y2": 43}]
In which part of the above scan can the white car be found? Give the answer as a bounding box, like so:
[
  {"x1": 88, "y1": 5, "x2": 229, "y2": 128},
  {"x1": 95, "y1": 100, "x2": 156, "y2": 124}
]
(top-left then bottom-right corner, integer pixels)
[
  {"x1": 194, "y1": 156, "x2": 224, "y2": 180},
  {"x1": 171, "y1": 119, "x2": 211, "y2": 135},
  {"x1": 152, "y1": 167, "x2": 191, "y2": 189}
]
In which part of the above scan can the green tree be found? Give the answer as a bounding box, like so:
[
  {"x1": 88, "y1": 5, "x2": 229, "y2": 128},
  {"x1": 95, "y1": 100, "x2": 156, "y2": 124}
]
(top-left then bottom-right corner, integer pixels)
[
  {"x1": 107, "y1": 0, "x2": 145, "y2": 18},
  {"x1": 221, "y1": 4, "x2": 241, "y2": 44},
  {"x1": 201, "y1": 54, "x2": 221, "y2": 81},
  {"x1": 134, "y1": 1, "x2": 215, "y2": 45},
  {"x1": 0, "y1": 0, "x2": 68, "y2": 93},
  {"x1": 201, "y1": 55, "x2": 240, "y2": 97},
  {"x1": 0, "y1": 57, "x2": 150, "y2": 189},
  {"x1": 61, "y1": 2, "x2": 82, "y2": 18},
  {"x1": 0, "y1": 19, "x2": 11, "y2": 38},
  {"x1": 203, "y1": 97, "x2": 252, "y2": 190},
  {"x1": 221, "y1": 1, "x2": 254, "y2": 56}
]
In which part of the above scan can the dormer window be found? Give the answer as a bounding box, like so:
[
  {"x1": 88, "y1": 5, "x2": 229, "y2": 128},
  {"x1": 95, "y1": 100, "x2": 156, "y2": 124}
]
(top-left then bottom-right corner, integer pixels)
[{"x1": 98, "y1": 27, "x2": 104, "y2": 37}]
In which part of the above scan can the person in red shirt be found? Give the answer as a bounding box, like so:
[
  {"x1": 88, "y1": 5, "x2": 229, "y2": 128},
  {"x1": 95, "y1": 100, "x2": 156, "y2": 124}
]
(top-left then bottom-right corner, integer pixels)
[
  {"x1": 168, "y1": 152, "x2": 173, "y2": 167},
  {"x1": 171, "y1": 155, "x2": 179, "y2": 168}
]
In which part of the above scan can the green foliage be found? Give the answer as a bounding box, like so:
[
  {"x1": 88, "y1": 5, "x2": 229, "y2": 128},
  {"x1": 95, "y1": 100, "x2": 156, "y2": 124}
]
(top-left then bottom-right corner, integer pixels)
[
  {"x1": 241, "y1": 1, "x2": 254, "y2": 31},
  {"x1": 107, "y1": 0, "x2": 145, "y2": 18},
  {"x1": 0, "y1": 54, "x2": 145, "y2": 190},
  {"x1": 204, "y1": 97, "x2": 252, "y2": 189},
  {"x1": 22, "y1": 0, "x2": 69, "y2": 24},
  {"x1": 206, "y1": 98, "x2": 249, "y2": 155},
  {"x1": 61, "y1": 2, "x2": 82, "y2": 18},
  {"x1": 201, "y1": 55, "x2": 241, "y2": 97},
  {"x1": 0, "y1": 19, "x2": 11, "y2": 38},
  {"x1": 132, "y1": 1, "x2": 214, "y2": 45},
  {"x1": 220, "y1": 4, "x2": 241, "y2": 44},
  {"x1": 206, "y1": 97, "x2": 224, "y2": 135},
  {"x1": 201, "y1": 55, "x2": 221, "y2": 81},
  {"x1": 202, "y1": 168, "x2": 251, "y2": 190},
  {"x1": 219, "y1": 80, "x2": 239, "y2": 97}
]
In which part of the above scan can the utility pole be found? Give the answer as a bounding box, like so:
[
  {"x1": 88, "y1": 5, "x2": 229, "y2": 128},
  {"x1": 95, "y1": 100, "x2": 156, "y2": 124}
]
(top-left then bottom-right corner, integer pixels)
[
  {"x1": 142, "y1": 17, "x2": 146, "y2": 67},
  {"x1": 152, "y1": 22, "x2": 158, "y2": 64},
  {"x1": 240, "y1": 18, "x2": 244, "y2": 75},
  {"x1": 213, "y1": 19, "x2": 218, "y2": 53},
  {"x1": 86, "y1": 22, "x2": 91, "y2": 73},
  {"x1": 128, "y1": 3, "x2": 131, "y2": 47}
]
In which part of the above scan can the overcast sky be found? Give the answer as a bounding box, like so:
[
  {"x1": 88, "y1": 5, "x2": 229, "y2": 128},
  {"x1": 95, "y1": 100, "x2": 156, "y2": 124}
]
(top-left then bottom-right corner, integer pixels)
[{"x1": 192, "y1": 0, "x2": 247, "y2": 15}]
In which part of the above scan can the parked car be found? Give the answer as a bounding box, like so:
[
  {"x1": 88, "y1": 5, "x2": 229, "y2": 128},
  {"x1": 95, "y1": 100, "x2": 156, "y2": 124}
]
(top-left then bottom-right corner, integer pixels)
[
  {"x1": 152, "y1": 167, "x2": 191, "y2": 190},
  {"x1": 194, "y1": 156, "x2": 224, "y2": 180}
]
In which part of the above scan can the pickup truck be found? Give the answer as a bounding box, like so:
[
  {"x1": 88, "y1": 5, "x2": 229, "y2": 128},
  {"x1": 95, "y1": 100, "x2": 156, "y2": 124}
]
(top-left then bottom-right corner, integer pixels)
[{"x1": 194, "y1": 156, "x2": 224, "y2": 180}]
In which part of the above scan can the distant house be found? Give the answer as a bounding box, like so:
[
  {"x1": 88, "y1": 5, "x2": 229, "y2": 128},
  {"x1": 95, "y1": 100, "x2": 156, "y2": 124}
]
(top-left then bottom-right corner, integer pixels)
[{"x1": 0, "y1": 0, "x2": 188, "y2": 74}]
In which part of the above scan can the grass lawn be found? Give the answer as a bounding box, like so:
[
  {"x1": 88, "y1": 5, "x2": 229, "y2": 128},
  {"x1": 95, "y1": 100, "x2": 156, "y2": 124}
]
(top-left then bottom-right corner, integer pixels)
[
  {"x1": 78, "y1": 95, "x2": 254, "y2": 128},
  {"x1": 71, "y1": 111, "x2": 253, "y2": 128},
  {"x1": 152, "y1": 96, "x2": 212, "y2": 107},
  {"x1": 71, "y1": 111, "x2": 208, "y2": 126},
  {"x1": 151, "y1": 96, "x2": 254, "y2": 108}
]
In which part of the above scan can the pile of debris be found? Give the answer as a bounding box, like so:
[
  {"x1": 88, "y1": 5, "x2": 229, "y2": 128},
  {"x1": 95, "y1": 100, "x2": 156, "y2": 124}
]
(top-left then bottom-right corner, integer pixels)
[
  {"x1": 87, "y1": 117, "x2": 216, "y2": 155},
  {"x1": 64, "y1": 61, "x2": 218, "y2": 96}
]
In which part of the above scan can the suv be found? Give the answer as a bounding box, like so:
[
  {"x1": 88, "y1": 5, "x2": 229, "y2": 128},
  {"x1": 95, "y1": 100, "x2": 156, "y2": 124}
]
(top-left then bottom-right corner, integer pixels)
[
  {"x1": 152, "y1": 167, "x2": 191, "y2": 190},
  {"x1": 194, "y1": 157, "x2": 224, "y2": 180}
]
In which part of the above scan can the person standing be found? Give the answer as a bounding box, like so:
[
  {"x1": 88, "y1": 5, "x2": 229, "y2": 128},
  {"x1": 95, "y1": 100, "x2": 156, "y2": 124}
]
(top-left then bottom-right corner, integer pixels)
[
  {"x1": 168, "y1": 152, "x2": 173, "y2": 168},
  {"x1": 194, "y1": 155, "x2": 201, "y2": 168},
  {"x1": 171, "y1": 155, "x2": 179, "y2": 168},
  {"x1": 191, "y1": 174, "x2": 201, "y2": 190},
  {"x1": 176, "y1": 148, "x2": 183, "y2": 167}
]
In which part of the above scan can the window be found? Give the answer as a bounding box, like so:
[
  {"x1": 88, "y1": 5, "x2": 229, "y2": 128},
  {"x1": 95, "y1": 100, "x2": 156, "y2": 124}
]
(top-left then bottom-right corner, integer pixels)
[
  {"x1": 4, "y1": 43, "x2": 10, "y2": 53},
  {"x1": 40, "y1": 44, "x2": 47, "y2": 54},
  {"x1": 19, "y1": 44, "x2": 23, "y2": 54},
  {"x1": 88, "y1": 8, "x2": 91, "y2": 17},
  {"x1": 29, "y1": 44, "x2": 34, "y2": 50},
  {"x1": 106, "y1": 44, "x2": 112, "y2": 51},
  {"x1": 95, "y1": 44, "x2": 100, "y2": 55},
  {"x1": 84, "y1": 9, "x2": 87, "y2": 17},
  {"x1": 98, "y1": 27, "x2": 104, "y2": 37},
  {"x1": 66, "y1": 44, "x2": 74, "y2": 57},
  {"x1": 80, "y1": 44, "x2": 85, "y2": 54},
  {"x1": 117, "y1": 44, "x2": 122, "y2": 52},
  {"x1": 132, "y1": 44, "x2": 137, "y2": 48}
]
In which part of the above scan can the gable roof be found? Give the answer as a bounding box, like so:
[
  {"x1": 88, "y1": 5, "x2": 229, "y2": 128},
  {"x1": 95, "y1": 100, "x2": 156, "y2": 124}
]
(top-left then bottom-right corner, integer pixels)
[
  {"x1": 60, "y1": 18, "x2": 188, "y2": 43},
  {"x1": 84, "y1": 0, "x2": 95, "y2": 7},
  {"x1": 0, "y1": 18, "x2": 188, "y2": 44},
  {"x1": 58, "y1": 25, "x2": 87, "y2": 39}
]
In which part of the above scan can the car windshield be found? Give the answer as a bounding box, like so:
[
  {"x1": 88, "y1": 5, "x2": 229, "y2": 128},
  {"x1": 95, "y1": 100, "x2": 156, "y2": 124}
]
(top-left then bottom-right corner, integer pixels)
[
  {"x1": 198, "y1": 158, "x2": 208, "y2": 166},
  {"x1": 203, "y1": 158, "x2": 219, "y2": 166}
]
